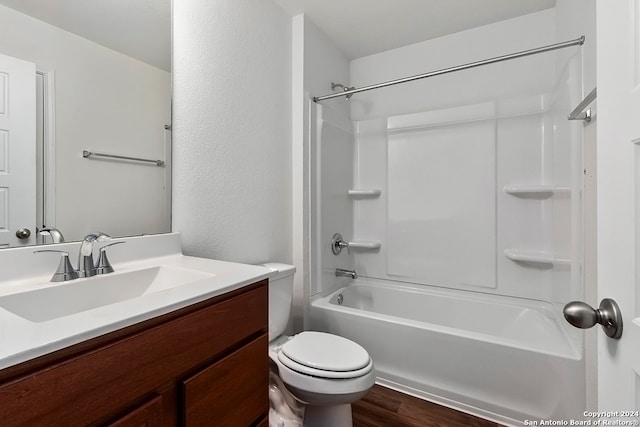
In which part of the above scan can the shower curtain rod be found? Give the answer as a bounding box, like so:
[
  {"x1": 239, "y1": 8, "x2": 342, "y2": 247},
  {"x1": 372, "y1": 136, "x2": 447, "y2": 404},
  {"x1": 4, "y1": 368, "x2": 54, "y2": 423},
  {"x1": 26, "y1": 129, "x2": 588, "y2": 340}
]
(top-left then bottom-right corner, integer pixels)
[{"x1": 313, "y1": 36, "x2": 585, "y2": 103}]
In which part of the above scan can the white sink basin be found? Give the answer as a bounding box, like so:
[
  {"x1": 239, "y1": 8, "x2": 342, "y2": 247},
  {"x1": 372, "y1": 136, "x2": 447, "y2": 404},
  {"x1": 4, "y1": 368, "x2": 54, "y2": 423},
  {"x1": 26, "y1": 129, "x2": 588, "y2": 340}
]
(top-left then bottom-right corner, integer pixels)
[
  {"x1": 0, "y1": 233, "x2": 274, "y2": 371},
  {"x1": 0, "y1": 266, "x2": 216, "y2": 322}
]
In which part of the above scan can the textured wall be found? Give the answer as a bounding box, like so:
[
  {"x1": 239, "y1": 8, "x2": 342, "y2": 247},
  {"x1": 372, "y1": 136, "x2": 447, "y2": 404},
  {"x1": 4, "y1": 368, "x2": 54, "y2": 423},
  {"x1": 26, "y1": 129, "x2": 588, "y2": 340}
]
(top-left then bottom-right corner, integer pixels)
[{"x1": 173, "y1": 0, "x2": 292, "y2": 263}]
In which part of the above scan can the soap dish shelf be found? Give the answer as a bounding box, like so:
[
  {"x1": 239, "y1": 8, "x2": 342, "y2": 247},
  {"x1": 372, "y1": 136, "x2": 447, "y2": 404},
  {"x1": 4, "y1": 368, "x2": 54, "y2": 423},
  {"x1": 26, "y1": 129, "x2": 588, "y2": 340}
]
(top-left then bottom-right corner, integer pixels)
[
  {"x1": 348, "y1": 240, "x2": 382, "y2": 251},
  {"x1": 503, "y1": 185, "x2": 570, "y2": 197},
  {"x1": 504, "y1": 249, "x2": 570, "y2": 266},
  {"x1": 347, "y1": 189, "x2": 382, "y2": 199}
]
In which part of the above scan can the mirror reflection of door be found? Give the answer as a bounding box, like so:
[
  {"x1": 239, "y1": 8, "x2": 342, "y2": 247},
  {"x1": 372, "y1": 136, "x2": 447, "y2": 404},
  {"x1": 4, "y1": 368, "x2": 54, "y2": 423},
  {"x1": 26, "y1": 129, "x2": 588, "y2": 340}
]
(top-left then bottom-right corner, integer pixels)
[{"x1": 0, "y1": 52, "x2": 35, "y2": 247}]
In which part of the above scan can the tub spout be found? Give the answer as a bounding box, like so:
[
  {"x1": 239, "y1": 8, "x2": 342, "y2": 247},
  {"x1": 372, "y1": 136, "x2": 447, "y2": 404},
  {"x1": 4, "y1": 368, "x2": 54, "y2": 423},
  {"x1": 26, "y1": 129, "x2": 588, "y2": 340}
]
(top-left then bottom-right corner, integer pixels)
[{"x1": 336, "y1": 268, "x2": 357, "y2": 279}]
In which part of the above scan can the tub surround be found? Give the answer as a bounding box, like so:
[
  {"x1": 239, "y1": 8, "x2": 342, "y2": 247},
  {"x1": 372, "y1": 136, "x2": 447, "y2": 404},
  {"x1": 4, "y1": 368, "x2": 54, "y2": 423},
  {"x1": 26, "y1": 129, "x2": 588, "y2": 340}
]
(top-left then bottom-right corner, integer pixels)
[
  {"x1": 348, "y1": 47, "x2": 582, "y2": 304},
  {"x1": 0, "y1": 232, "x2": 273, "y2": 370}
]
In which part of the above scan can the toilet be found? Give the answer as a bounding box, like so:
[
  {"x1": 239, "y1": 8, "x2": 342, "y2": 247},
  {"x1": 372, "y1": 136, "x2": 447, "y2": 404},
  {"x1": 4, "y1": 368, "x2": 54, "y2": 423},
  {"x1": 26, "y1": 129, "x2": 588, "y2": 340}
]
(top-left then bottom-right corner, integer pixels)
[{"x1": 264, "y1": 263, "x2": 375, "y2": 427}]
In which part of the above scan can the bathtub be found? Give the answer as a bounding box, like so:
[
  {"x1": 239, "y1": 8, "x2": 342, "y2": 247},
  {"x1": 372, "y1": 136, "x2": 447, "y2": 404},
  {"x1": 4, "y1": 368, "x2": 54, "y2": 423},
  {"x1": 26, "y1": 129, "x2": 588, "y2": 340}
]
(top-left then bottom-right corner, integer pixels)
[{"x1": 309, "y1": 279, "x2": 585, "y2": 426}]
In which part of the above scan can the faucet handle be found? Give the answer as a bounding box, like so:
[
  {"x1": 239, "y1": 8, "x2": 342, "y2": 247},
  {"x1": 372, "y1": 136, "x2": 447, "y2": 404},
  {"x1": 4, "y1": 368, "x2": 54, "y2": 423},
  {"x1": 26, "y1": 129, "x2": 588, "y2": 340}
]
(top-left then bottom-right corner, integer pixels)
[
  {"x1": 34, "y1": 250, "x2": 78, "y2": 282},
  {"x1": 95, "y1": 241, "x2": 125, "y2": 275},
  {"x1": 331, "y1": 233, "x2": 351, "y2": 255}
]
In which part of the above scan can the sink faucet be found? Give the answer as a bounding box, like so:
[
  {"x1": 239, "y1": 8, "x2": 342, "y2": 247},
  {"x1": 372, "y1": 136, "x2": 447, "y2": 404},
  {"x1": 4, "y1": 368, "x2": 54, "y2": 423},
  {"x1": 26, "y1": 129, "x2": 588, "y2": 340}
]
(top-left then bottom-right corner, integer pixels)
[
  {"x1": 335, "y1": 268, "x2": 357, "y2": 279},
  {"x1": 77, "y1": 232, "x2": 111, "y2": 277},
  {"x1": 39, "y1": 227, "x2": 65, "y2": 244}
]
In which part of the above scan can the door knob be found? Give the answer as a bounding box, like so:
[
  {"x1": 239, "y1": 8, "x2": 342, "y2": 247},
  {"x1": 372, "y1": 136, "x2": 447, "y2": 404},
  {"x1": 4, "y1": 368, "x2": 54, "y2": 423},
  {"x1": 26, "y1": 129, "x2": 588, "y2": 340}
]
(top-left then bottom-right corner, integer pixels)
[
  {"x1": 15, "y1": 228, "x2": 31, "y2": 239},
  {"x1": 563, "y1": 299, "x2": 623, "y2": 339}
]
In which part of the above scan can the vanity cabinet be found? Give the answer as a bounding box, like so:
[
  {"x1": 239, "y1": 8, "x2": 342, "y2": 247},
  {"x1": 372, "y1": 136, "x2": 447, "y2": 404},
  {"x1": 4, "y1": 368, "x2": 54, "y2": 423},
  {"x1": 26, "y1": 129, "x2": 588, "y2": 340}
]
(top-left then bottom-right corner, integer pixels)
[{"x1": 0, "y1": 280, "x2": 268, "y2": 427}]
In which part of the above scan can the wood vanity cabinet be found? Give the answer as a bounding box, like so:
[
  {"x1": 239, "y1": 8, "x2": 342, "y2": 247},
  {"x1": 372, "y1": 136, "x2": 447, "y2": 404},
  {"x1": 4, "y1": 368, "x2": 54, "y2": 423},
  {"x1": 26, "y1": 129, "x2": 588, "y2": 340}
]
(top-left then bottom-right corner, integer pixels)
[{"x1": 0, "y1": 280, "x2": 269, "y2": 427}]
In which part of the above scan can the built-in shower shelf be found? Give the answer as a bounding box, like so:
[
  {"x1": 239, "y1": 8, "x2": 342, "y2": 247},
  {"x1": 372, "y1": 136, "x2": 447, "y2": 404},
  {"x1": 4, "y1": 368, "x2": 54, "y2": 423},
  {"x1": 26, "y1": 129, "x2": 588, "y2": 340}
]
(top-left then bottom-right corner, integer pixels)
[
  {"x1": 504, "y1": 249, "x2": 571, "y2": 266},
  {"x1": 503, "y1": 185, "x2": 570, "y2": 197},
  {"x1": 347, "y1": 189, "x2": 382, "y2": 199},
  {"x1": 349, "y1": 240, "x2": 382, "y2": 250}
]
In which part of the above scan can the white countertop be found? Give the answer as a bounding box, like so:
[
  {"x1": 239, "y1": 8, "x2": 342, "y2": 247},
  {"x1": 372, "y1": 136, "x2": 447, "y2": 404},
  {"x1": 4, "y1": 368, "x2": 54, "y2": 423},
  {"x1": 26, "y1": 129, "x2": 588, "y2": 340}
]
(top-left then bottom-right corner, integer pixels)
[{"x1": 0, "y1": 234, "x2": 273, "y2": 371}]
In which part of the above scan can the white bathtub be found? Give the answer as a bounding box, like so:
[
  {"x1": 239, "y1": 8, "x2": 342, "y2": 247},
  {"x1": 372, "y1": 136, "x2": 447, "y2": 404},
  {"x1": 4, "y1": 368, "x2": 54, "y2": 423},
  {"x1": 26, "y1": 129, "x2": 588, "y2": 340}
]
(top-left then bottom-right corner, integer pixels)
[{"x1": 309, "y1": 279, "x2": 585, "y2": 426}]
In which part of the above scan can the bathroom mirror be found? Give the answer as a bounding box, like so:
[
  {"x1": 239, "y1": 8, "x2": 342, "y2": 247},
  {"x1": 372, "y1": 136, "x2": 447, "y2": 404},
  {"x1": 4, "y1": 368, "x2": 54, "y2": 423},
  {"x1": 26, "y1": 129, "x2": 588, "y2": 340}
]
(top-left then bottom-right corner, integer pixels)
[{"x1": 0, "y1": 0, "x2": 171, "y2": 247}]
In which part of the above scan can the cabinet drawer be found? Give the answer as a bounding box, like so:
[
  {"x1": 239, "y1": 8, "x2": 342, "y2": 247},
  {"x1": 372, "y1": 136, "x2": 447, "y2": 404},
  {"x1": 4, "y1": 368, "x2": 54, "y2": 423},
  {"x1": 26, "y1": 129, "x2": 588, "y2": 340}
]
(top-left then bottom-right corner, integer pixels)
[{"x1": 183, "y1": 334, "x2": 268, "y2": 426}]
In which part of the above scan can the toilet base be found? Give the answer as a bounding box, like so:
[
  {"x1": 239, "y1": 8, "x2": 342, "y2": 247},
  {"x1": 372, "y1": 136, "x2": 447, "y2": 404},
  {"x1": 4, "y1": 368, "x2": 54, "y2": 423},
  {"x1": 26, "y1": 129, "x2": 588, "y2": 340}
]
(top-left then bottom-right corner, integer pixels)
[{"x1": 303, "y1": 403, "x2": 352, "y2": 427}]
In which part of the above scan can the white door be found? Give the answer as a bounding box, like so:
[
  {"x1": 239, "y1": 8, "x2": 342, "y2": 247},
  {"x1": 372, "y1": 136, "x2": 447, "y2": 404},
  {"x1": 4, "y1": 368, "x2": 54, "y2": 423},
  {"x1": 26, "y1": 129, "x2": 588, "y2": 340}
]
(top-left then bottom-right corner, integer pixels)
[
  {"x1": 0, "y1": 53, "x2": 36, "y2": 247},
  {"x1": 597, "y1": 0, "x2": 640, "y2": 412}
]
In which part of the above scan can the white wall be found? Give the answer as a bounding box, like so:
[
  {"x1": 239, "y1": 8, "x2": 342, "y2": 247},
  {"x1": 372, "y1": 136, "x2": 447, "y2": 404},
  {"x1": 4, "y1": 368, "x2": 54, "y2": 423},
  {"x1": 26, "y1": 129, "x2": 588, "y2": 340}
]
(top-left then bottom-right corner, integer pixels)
[
  {"x1": 0, "y1": 5, "x2": 171, "y2": 242},
  {"x1": 291, "y1": 15, "x2": 351, "y2": 326},
  {"x1": 172, "y1": 0, "x2": 292, "y2": 264},
  {"x1": 298, "y1": 17, "x2": 351, "y2": 119},
  {"x1": 350, "y1": 10, "x2": 557, "y2": 121},
  {"x1": 555, "y1": 0, "x2": 596, "y2": 92}
]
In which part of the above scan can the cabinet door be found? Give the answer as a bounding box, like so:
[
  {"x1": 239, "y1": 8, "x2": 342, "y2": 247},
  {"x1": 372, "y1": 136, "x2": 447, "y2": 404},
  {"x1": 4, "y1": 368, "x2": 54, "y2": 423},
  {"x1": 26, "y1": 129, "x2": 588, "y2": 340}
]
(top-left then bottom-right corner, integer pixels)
[
  {"x1": 107, "y1": 396, "x2": 163, "y2": 427},
  {"x1": 183, "y1": 335, "x2": 268, "y2": 426}
]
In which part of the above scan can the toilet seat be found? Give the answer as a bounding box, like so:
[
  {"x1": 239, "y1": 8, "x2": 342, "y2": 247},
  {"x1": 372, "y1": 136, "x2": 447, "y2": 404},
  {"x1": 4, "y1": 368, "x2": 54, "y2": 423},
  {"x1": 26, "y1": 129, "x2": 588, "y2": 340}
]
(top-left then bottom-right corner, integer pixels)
[
  {"x1": 278, "y1": 331, "x2": 373, "y2": 379},
  {"x1": 278, "y1": 352, "x2": 374, "y2": 379}
]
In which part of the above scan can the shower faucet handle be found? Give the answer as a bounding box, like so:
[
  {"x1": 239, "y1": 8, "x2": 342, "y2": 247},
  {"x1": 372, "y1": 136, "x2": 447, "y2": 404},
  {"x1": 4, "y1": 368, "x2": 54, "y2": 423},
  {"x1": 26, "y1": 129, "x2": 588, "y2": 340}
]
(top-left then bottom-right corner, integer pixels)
[{"x1": 331, "y1": 233, "x2": 350, "y2": 255}]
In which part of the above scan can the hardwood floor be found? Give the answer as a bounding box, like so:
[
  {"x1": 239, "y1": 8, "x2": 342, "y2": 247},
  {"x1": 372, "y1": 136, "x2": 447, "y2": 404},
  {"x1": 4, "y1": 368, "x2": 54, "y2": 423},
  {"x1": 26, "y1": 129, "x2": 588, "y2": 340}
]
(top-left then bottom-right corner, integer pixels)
[{"x1": 352, "y1": 385, "x2": 503, "y2": 427}]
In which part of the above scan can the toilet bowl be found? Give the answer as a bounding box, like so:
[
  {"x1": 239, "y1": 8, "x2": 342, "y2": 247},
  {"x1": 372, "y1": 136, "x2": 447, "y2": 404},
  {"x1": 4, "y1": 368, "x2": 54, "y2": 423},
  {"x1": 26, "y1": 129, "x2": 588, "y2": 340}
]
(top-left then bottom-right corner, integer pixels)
[{"x1": 264, "y1": 263, "x2": 375, "y2": 427}]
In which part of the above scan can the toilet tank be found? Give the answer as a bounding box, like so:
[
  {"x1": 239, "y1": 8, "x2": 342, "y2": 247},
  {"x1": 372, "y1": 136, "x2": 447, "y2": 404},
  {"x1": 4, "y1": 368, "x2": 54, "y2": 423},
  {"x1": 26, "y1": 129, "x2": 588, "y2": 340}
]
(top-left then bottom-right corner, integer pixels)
[{"x1": 262, "y1": 263, "x2": 296, "y2": 341}]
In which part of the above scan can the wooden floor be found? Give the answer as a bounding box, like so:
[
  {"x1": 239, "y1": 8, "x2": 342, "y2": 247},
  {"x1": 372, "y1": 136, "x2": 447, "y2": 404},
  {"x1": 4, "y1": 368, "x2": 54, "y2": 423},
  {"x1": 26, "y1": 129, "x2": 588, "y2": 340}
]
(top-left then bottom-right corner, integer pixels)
[{"x1": 352, "y1": 385, "x2": 503, "y2": 427}]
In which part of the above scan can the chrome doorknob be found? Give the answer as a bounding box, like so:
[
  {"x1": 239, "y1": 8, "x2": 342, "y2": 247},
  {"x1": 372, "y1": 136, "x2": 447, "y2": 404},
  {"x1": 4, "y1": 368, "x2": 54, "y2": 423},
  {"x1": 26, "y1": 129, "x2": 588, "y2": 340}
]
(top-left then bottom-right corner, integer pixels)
[
  {"x1": 15, "y1": 228, "x2": 31, "y2": 239},
  {"x1": 563, "y1": 298, "x2": 623, "y2": 339}
]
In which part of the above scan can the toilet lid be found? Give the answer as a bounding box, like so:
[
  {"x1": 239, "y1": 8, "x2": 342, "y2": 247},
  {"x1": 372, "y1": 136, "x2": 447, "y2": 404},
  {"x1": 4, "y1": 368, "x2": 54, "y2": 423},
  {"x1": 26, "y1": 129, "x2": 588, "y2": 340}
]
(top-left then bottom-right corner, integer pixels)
[{"x1": 278, "y1": 331, "x2": 372, "y2": 378}]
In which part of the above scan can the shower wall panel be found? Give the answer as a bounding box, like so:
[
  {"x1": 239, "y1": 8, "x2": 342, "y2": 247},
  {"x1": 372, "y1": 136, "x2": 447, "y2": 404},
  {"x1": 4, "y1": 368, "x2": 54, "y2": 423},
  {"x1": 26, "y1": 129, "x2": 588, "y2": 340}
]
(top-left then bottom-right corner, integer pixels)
[
  {"x1": 386, "y1": 119, "x2": 496, "y2": 289},
  {"x1": 313, "y1": 105, "x2": 355, "y2": 296},
  {"x1": 352, "y1": 96, "x2": 566, "y2": 301}
]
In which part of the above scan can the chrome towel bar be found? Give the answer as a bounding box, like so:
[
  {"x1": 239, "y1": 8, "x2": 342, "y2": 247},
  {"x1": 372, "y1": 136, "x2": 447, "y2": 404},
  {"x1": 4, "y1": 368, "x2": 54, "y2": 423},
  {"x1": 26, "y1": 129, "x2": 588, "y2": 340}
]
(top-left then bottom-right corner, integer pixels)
[
  {"x1": 568, "y1": 87, "x2": 597, "y2": 122},
  {"x1": 83, "y1": 150, "x2": 165, "y2": 167}
]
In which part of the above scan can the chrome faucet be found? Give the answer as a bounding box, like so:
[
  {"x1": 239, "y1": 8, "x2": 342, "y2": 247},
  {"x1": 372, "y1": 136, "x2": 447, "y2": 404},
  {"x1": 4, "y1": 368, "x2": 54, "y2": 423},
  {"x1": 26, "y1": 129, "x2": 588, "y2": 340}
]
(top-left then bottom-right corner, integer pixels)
[
  {"x1": 39, "y1": 227, "x2": 65, "y2": 244},
  {"x1": 34, "y1": 232, "x2": 121, "y2": 282},
  {"x1": 335, "y1": 268, "x2": 357, "y2": 279},
  {"x1": 77, "y1": 232, "x2": 111, "y2": 277}
]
